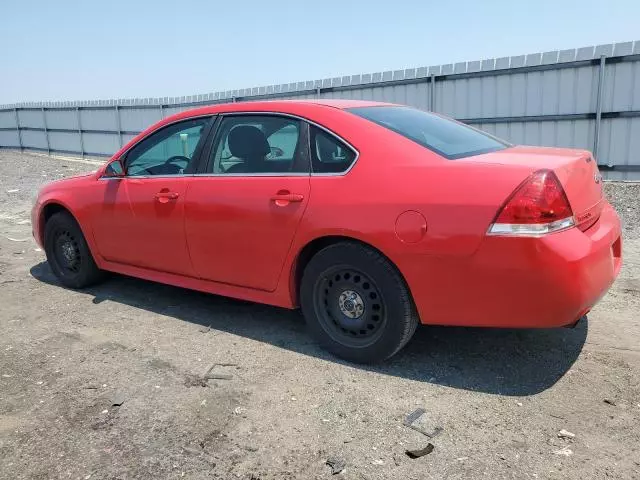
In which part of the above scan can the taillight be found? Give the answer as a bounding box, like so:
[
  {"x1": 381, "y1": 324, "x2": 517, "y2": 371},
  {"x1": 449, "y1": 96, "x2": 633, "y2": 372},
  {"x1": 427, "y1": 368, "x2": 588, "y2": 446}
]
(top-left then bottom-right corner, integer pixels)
[{"x1": 488, "y1": 169, "x2": 575, "y2": 236}]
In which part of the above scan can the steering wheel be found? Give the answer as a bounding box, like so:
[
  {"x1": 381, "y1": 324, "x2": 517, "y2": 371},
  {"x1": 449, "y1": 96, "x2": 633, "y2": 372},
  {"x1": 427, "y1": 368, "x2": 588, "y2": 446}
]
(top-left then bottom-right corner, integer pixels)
[
  {"x1": 164, "y1": 155, "x2": 190, "y2": 168},
  {"x1": 267, "y1": 146, "x2": 284, "y2": 159},
  {"x1": 127, "y1": 155, "x2": 191, "y2": 176}
]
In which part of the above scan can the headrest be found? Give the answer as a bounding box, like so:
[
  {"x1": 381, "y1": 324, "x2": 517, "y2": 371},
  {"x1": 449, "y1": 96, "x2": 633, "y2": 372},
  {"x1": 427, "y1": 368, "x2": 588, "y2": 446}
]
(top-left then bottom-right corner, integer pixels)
[{"x1": 228, "y1": 125, "x2": 270, "y2": 159}]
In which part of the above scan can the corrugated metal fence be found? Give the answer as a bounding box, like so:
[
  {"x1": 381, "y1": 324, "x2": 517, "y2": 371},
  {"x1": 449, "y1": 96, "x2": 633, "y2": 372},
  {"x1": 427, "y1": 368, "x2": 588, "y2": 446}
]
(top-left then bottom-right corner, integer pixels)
[{"x1": 1, "y1": 41, "x2": 640, "y2": 175}]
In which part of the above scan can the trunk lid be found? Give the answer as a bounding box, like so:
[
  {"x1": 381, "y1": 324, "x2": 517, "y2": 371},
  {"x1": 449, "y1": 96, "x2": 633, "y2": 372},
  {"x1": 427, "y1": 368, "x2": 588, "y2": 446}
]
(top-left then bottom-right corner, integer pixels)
[{"x1": 466, "y1": 146, "x2": 604, "y2": 230}]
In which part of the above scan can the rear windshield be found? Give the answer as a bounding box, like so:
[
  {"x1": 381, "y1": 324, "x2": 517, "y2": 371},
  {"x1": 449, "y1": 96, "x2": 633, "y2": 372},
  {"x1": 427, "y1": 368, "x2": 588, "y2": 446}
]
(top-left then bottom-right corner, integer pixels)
[{"x1": 348, "y1": 106, "x2": 508, "y2": 159}]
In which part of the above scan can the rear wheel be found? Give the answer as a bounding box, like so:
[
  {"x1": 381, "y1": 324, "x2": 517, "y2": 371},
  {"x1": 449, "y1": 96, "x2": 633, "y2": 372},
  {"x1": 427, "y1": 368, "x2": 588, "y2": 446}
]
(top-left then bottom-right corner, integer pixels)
[
  {"x1": 300, "y1": 242, "x2": 419, "y2": 363},
  {"x1": 44, "y1": 211, "x2": 105, "y2": 289}
]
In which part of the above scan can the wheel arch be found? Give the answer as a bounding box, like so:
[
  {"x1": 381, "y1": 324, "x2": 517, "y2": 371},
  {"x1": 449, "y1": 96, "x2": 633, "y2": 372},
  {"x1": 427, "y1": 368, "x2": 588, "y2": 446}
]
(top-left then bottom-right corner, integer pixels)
[
  {"x1": 38, "y1": 201, "x2": 84, "y2": 247},
  {"x1": 290, "y1": 235, "x2": 414, "y2": 308}
]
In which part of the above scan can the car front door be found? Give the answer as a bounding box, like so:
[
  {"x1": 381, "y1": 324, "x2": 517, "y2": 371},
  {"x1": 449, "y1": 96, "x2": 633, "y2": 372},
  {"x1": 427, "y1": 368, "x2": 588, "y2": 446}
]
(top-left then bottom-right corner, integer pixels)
[
  {"x1": 92, "y1": 117, "x2": 212, "y2": 276},
  {"x1": 184, "y1": 114, "x2": 310, "y2": 291}
]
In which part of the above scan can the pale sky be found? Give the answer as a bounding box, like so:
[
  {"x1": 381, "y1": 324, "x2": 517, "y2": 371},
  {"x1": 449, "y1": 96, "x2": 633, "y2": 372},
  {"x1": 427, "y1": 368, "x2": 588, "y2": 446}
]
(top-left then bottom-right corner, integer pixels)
[{"x1": 1, "y1": 0, "x2": 638, "y2": 104}]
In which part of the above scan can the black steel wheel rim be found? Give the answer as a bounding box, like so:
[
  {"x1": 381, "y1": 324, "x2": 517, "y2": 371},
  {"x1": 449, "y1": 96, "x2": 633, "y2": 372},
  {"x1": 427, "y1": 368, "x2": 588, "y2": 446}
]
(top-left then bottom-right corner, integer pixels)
[
  {"x1": 53, "y1": 229, "x2": 82, "y2": 274},
  {"x1": 313, "y1": 266, "x2": 386, "y2": 348}
]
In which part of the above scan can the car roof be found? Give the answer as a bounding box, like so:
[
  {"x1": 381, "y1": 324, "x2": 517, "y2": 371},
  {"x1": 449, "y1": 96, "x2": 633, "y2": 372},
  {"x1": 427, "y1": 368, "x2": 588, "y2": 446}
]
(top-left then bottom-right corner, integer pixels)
[
  {"x1": 276, "y1": 99, "x2": 392, "y2": 109},
  {"x1": 168, "y1": 99, "x2": 393, "y2": 120},
  {"x1": 116, "y1": 99, "x2": 394, "y2": 159}
]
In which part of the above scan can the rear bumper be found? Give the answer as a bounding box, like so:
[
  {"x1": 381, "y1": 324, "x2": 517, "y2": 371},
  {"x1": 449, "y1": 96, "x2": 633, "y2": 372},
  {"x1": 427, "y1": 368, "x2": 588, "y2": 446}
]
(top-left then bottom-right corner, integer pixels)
[{"x1": 405, "y1": 203, "x2": 622, "y2": 328}]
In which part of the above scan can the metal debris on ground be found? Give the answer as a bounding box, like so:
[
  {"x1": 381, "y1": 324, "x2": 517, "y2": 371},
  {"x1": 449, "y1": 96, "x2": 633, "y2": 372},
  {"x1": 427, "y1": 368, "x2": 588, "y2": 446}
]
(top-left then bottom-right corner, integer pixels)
[
  {"x1": 184, "y1": 374, "x2": 208, "y2": 387},
  {"x1": 553, "y1": 446, "x2": 573, "y2": 456},
  {"x1": 326, "y1": 456, "x2": 346, "y2": 475},
  {"x1": 603, "y1": 398, "x2": 616, "y2": 406},
  {"x1": 404, "y1": 408, "x2": 425, "y2": 425},
  {"x1": 110, "y1": 393, "x2": 126, "y2": 407},
  {"x1": 205, "y1": 373, "x2": 233, "y2": 380},
  {"x1": 403, "y1": 408, "x2": 443, "y2": 438},
  {"x1": 405, "y1": 443, "x2": 435, "y2": 459},
  {"x1": 203, "y1": 363, "x2": 235, "y2": 381},
  {"x1": 558, "y1": 429, "x2": 576, "y2": 439}
]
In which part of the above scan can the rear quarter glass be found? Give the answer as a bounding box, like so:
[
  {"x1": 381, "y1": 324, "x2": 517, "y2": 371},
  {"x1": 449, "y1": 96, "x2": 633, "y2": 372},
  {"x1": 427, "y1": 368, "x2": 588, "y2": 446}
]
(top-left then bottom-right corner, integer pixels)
[{"x1": 347, "y1": 106, "x2": 509, "y2": 159}]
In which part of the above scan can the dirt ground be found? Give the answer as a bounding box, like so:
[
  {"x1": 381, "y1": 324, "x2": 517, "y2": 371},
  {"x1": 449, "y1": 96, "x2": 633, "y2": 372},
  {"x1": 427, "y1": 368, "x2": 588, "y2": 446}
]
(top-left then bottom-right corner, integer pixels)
[{"x1": 0, "y1": 150, "x2": 639, "y2": 480}]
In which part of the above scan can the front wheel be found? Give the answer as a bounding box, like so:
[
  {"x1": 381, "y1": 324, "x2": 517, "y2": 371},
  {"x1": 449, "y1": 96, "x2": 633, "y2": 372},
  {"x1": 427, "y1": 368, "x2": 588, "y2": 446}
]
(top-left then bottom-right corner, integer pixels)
[
  {"x1": 44, "y1": 211, "x2": 105, "y2": 289},
  {"x1": 300, "y1": 242, "x2": 419, "y2": 363}
]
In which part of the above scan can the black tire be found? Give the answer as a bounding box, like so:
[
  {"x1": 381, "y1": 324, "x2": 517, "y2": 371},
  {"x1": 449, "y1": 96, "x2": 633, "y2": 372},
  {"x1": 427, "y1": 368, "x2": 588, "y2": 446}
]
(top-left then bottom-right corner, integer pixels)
[
  {"x1": 44, "y1": 211, "x2": 105, "y2": 289},
  {"x1": 300, "y1": 242, "x2": 419, "y2": 363}
]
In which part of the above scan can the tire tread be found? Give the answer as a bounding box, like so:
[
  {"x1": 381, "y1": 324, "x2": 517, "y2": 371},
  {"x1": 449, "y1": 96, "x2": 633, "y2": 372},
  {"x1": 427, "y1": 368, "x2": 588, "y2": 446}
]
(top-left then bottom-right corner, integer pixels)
[
  {"x1": 44, "y1": 211, "x2": 105, "y2": 289},
  {"x1": 300, "y1": 241, "x2": 419, "y2": 363}
]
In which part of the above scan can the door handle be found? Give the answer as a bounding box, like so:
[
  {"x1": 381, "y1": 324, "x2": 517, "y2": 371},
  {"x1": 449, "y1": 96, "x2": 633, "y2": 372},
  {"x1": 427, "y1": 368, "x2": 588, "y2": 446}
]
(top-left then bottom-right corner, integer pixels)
[
  {"x1": 270, "y1": 192, "x2": 304, "y2": 206},
  {"x1": 154, "y1": 191, "x2": 179, "y2": 203},
  {"x1": 271, "y1": 193, "x2": 304, "y2": 202}
]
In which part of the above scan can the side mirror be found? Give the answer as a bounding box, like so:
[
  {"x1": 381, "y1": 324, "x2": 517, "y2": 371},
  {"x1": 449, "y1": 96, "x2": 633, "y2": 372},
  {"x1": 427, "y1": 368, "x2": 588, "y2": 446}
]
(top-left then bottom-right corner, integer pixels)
[{"x1": 104, "y1": 159, "x2": 124, "y2": 178}]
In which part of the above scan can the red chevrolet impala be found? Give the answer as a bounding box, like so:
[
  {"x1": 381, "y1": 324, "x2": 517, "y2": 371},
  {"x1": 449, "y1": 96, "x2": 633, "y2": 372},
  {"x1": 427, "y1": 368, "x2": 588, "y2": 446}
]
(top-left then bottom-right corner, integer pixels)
[{"x1": 32, "y1": 100, "x2": 622, "y2": 362}]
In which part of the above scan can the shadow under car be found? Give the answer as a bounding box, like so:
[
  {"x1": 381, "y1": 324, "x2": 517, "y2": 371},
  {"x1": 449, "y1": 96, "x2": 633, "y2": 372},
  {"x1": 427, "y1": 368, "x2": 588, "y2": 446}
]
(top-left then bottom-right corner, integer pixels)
[{"x1": 30, "y1": 261, "x2": 587, "y2": 396}]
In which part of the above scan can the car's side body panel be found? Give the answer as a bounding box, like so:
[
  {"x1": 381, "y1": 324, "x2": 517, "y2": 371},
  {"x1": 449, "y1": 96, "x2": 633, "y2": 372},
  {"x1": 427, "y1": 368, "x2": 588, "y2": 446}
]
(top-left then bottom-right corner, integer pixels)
[
  {"x1": 184, "y1": 175, "x2": 311, "y2": 291},
  {"x1": 92, "y1": 176, "x2": 193, "y2": 276},
  {"x1": 32, "y1": 100, "x2": 622, "y2": 331},
  {"x1": 399, "y1": 203, "x2": 622, "y2": 328},
  {"x1": 33, "y1": 173, "x2": 103, "y2": 257}
]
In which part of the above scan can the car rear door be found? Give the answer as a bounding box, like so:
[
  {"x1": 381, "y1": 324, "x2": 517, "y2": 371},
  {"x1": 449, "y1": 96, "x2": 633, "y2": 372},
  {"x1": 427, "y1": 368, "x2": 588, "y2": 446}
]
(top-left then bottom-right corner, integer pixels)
[
  {"x1": 184, "y1": 113, "x2": 310, "y2": 291},
  {"x1": 92, "y1": 116, "x2": 213, "y2": 276}
]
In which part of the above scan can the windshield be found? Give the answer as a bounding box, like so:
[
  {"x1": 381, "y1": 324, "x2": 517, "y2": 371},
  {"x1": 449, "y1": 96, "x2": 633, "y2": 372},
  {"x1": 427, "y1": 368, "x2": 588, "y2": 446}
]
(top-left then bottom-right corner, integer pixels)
[{"x1": 348, "y1": 106, "x2": 509, "y2": 159}]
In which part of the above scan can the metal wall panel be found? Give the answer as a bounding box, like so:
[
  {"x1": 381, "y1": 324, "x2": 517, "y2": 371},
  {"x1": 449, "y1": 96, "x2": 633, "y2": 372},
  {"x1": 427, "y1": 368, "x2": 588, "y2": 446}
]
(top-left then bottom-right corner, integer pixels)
[
  {"x1": 20, "y1": 129, "x2": 47, "y2": 149},
  {"x1": 163, "y1": 106, "x2": 189, "y2": 117},
  {"x1": 48, "y1": 131, "x2": 81, "y2": 152},
  {"x1": 80, "y1": 108, "x2": 117, "y2": 131},
  {"x1": 0, "y1": 111, "x2": 16, "y2": 129},
  {"x1": 17, "y1": 109, "x2": 44, "y2": 128},
  {"x1": 598, "y1": 117, "x2": 640, "y2": 167},
  {"x1": 407, "y1": 83, "x2": 430, "y2": 110},
  {"x1": 574, "y1": 66, "x2": 599, "y2": 113},
  {"x1": 488, "y1": 119, "x2": 595, "y2": 152},
  {"x1": 119, "y1": 108, "x2": 162, "y2": 133},
  {"x1": 0, "y1": 130, "x2": 20, "y2": 147},
  {"x1": 493, "y1": 122, "x2": 510, "y2": 140},
  {"x1": 82, "y1": 132, "x2": 120, "y2": 155},
  {"x1": 45, "y1": 109, "x2": 78, "y2": 130},
  {"x1": 437, "y1": 65, "x2": 600, "y2": 119},
  {"x1": 121, "y1": 133, "x2": 137, "y2": 146},
  {"x1": 1, "y1": 41, "x2": 639, "y2": 166}
]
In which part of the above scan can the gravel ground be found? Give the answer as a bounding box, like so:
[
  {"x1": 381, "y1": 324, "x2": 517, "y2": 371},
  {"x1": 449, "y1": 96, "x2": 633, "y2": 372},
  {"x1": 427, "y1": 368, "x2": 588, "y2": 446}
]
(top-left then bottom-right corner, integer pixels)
[{"x1": 1, "y1": 150, "x2": 639, "y2": 480}]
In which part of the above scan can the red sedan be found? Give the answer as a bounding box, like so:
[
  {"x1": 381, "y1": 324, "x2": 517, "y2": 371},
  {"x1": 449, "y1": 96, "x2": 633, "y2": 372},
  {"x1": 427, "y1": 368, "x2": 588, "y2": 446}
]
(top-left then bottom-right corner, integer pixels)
[{"x1": 32, "y1": 100, "x2": 622, "y2": 363}]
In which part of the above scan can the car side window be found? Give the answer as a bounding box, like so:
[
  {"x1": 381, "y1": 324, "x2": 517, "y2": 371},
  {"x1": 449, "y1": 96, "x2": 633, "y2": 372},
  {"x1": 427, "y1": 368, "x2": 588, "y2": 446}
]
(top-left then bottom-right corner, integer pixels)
[
  {"x1": 208, "y1": 115, "x2": 308, "y2": 174},
  {"x1": 309, "y1": 126, "x2": 357, "y2": 174},
  {"x1": 125, "y1": 118, "x2": 209, "y2": 176}
]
